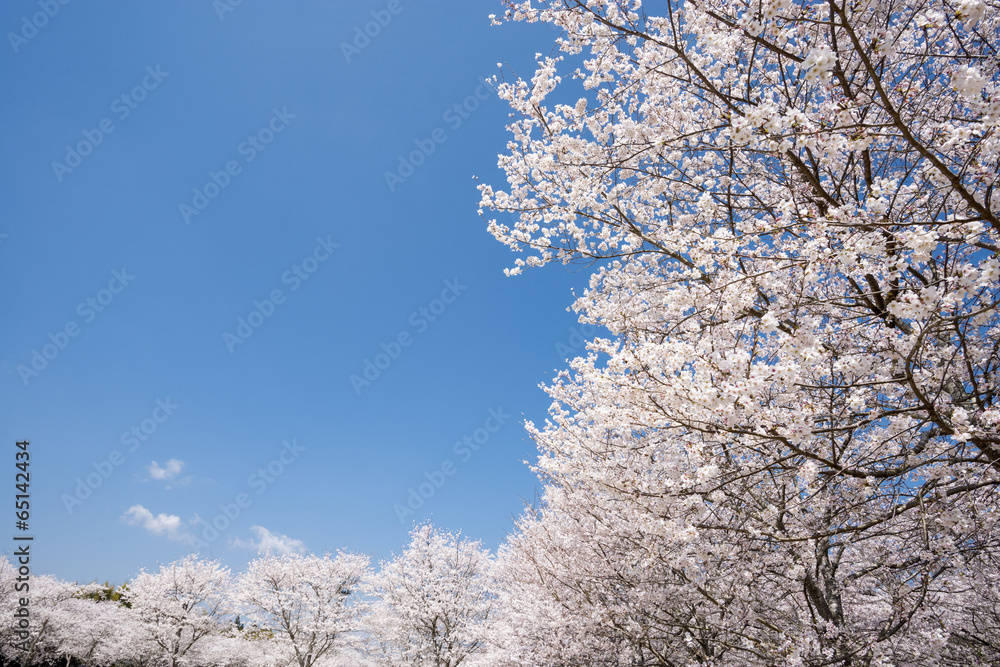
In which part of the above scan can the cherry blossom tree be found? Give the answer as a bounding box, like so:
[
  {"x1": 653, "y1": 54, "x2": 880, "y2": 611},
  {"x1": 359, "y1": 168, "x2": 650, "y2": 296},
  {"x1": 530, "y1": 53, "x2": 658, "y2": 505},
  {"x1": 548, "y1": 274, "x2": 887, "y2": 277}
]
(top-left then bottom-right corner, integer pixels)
[
  {"x1": 36, "y1": 590, "x2": 117, "y2": 667},
  {"x1": 481, "y1": 0, "x2": 1000, "y2": 663},
  {"x1": 0, "y1": 563, "x2": 147, "y2": 667},
  {"x1": 0, "y1": 557, "x2": 23, "y2": 663},
  {"x1": 234, "y1": 551, "x2": 370, "y2": 667},
  {"x1": 79, "y1": 603, "x2": 147, "y2": 667},
  {"x1": 363, "y1": 523, "x2": 494, "y2": 667},
  {"x1": 2, "y1": 572, "x2": 105, "y2": 667},
  {"x1": 123, "y1": 555, "x2": 233, "y2": 667},
  {"x1": 490, "y1": 501, "x2": 667, "y2": 666}
]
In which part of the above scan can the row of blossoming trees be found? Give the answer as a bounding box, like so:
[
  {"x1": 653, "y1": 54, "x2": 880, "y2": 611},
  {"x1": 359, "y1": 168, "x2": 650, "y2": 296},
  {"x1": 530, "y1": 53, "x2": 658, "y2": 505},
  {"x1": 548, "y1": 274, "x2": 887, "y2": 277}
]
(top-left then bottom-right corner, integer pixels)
[
  {"x1": 5, "y1": 0, "x2": 1000, "y2": 662},
  {"x1": 0, "y1": 524, "x2": 495, "y2": 667}
]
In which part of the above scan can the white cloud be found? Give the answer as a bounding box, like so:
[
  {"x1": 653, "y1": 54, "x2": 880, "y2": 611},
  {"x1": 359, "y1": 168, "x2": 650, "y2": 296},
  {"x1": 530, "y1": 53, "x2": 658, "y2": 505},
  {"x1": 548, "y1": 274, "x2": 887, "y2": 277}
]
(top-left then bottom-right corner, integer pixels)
[
  {"x1": 122, "y1": 505, "x2": 191, "y2": 543},
  {"x1": 148, "y1": 459, "x2": 184, "y2": 480},
  {"x1": 232, "y1": 525, "x2": 306, "y2": 555}
]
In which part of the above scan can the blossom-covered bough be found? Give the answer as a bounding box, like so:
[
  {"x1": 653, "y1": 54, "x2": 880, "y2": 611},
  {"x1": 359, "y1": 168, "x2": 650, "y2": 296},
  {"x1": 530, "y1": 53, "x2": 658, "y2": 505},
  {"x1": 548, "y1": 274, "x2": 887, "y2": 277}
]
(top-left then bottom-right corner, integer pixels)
[{"x1": 481, "y1": 0, "x2": 999, "y2": 663}]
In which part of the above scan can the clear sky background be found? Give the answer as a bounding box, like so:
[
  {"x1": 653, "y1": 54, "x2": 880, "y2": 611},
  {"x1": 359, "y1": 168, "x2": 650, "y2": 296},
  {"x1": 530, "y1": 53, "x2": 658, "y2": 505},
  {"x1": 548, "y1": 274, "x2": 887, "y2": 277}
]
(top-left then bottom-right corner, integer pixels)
[{"x1": 0, "y1": 0, "x2": 592, "y2": 584}]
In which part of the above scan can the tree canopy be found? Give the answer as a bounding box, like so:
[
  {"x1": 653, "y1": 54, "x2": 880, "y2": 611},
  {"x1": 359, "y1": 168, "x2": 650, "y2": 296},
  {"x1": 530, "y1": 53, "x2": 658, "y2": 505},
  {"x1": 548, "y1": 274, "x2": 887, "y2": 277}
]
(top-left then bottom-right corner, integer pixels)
[{"x1": 479, "y1": 0, "x2": 999, "y2": 663}]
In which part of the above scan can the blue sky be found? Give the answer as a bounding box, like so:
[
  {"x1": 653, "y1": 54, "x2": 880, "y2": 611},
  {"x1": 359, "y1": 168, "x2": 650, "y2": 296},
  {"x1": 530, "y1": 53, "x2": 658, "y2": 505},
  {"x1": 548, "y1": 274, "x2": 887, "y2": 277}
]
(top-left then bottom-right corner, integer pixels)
[{"x1": 0, "y1": 0, "x2": 591, "y2": 584}]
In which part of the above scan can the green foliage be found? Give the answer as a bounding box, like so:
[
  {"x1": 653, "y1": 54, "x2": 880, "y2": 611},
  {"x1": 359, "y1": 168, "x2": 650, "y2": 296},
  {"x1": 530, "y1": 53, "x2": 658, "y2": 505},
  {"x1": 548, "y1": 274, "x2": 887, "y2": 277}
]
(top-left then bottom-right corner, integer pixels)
[{"x1": 77, "y1": 581, "x2": 131, "y2": 608}]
